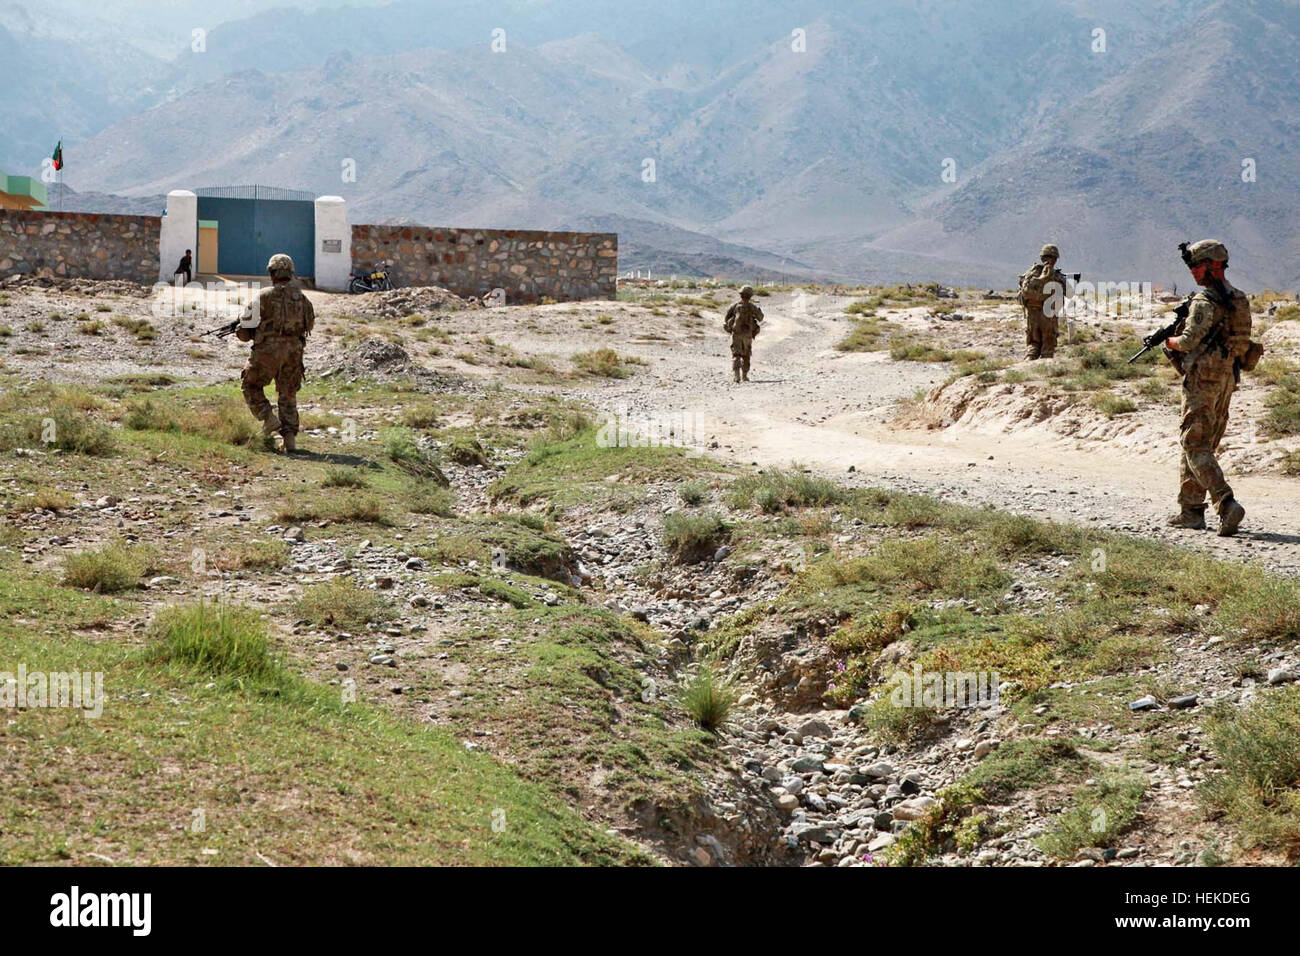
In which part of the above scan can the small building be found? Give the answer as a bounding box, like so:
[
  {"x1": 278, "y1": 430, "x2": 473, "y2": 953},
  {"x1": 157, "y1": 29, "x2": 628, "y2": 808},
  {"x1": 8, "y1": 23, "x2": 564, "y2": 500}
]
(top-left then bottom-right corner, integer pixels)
[{"x1": 0, "y1": 172, "x2": 48, "y2": 211}]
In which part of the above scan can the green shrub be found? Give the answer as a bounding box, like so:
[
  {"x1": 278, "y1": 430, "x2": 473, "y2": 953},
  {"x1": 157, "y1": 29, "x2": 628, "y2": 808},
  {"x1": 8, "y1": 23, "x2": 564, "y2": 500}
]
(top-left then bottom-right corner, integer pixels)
[
  {"x1": 63, "y1": 541, "x2": 155, "y2": 593},
  {"x1": 322, "y1": 467, "x2": 369, "y2": 489},
  {"x1": 573, "y1": 348, "x2": 629, "y2": 378},
  {"x1": 150, "y1": 602, "x2": 283, "y2": 682},
  {"x1": 295, "y1": 578, "x2": 396, "y2": 630},
  {"x1": 447, "y1": 436, "x2": 490, "y2": 466},
  {"x1": 678, "y1": 480, "x2": 708, "y2": 506},
  {"x1": 383, "y1": 428, "x2": 448, "y2": 484},
  {"x1": 1090, "y1": 391, "x2": 1138, "y2": 417},
  {"x1": 681, "y1": 668, "x2": 737, "y2": 732},
  {"x1": 663, "y1": 511, "x2": 728, "y2": 564},
  {"x1": 1202, "y1": 689, "x2": 1300, "y2": 857}
]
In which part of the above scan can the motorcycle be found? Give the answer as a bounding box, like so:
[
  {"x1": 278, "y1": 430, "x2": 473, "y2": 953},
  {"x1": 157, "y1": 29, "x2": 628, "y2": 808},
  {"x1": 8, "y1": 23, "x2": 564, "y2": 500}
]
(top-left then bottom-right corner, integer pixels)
[{"x1": 348, "y1": 265, "x2": 393, "y2": 293}]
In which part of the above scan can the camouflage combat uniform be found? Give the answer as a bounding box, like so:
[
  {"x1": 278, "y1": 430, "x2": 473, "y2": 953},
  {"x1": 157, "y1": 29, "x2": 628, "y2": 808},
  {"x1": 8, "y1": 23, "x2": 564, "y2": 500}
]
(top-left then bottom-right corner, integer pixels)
[
  {"x1": 724, "y1": 288, "x2": 763, "y2": 382},
  {"x1": 1019, "y1": 245, "x2": 1065, "y2": 360},
  {"x1": 237, "y1": 257, "x2": 314, "y2": 451},
  {"x1": 1166, "y1": 239, "x2": 1250, "y2": 535}
]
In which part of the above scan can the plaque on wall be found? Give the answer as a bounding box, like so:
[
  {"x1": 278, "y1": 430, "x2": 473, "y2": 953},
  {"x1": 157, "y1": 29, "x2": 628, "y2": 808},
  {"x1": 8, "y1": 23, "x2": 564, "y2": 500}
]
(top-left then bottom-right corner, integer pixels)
[{"x1": 321, "y1": 239, "x2": 342, "y2": 253}]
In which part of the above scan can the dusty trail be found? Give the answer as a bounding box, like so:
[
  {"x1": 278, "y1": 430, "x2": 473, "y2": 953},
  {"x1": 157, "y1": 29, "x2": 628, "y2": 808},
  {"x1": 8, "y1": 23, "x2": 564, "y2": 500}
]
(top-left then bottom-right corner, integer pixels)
[{"x1": 577, "y1": 292, "x2": 1300, "y2": 574}]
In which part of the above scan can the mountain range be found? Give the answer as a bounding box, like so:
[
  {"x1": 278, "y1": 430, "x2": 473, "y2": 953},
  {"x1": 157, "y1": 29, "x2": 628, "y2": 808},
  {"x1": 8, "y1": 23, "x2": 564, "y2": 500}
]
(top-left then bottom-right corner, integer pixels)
[{"x1": 3, "y1": 0, "x2": 1298, "y2": 288}]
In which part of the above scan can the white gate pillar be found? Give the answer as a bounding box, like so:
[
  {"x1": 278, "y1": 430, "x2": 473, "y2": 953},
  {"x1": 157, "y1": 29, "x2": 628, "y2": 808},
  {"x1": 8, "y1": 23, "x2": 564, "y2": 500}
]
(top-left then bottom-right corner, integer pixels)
[{"x1": 314, "y1": 195, "x2": 350, "y2": 291}]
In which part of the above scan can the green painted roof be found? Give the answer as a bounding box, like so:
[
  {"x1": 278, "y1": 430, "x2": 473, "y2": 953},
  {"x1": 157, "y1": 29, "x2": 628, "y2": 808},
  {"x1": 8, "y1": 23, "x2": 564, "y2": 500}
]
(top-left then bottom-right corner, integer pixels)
[
  {"x1": 1, "y1": 172, "x2": 49, "y2": 207},
  {"x1": 198, "y1": 220, "x2": 219, "y2": 229}
]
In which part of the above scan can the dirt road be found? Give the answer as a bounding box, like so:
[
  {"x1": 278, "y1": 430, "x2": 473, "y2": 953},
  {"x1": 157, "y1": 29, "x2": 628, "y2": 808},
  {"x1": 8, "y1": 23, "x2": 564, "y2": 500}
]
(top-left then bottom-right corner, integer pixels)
[{"x1": 570, "y1": 292, "x2": 1300, "y2": 574}]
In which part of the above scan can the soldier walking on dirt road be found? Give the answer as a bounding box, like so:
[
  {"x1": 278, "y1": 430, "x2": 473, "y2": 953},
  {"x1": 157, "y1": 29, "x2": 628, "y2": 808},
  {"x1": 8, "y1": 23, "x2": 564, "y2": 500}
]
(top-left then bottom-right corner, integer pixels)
[
  {"x1": 1164, "y1": 239, "x2": 1258, "y2": 536},
  {"x1": 236, "y1": 253, "x2": 315, "y2": 454},
  {"x1": 724, "y1": 285, "x2": 763, "y2": 382}
]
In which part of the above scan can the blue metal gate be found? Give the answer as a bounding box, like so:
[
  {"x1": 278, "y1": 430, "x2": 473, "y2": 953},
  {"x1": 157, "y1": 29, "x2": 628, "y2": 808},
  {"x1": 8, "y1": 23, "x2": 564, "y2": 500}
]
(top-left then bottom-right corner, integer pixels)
[{"x1": 196, "y1": 186, "x2": 315, "y2": 278}]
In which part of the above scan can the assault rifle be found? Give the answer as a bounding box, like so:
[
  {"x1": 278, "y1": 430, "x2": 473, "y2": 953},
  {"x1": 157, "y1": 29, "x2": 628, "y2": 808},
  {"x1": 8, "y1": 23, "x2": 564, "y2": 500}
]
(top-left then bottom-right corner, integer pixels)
[
  {"x1": 1128, "y1": 295, "x2": 1191, "y2": 365},
  {"x1": 199, "y1": 319, "x2": 240, "y2": 338}
]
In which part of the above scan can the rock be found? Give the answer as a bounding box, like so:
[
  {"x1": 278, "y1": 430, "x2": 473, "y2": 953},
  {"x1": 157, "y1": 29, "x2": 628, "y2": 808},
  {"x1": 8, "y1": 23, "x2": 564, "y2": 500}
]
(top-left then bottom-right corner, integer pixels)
[
  {"x1": 867, "y1": 832, "x2": 896, "y2": 853},
  {"x1": 774, "y1": 793, "x2": 800, "y2": 812},
  {"x1": 95, "y1": 495, "x2": 118, "y2": 508},
  {"x1": 1129, "y1": 695, "x2": 1159, "y2": 711},
  {"x1": 860, "y1": 760, "x2": 894, "y2": 779},
  {"x1": 1266, "y1": 667, "x2": 1297, "y2": 686},
  {"x1": 284, "y1": 526, "x2": 305, "y2": 543},
  {"x1": 1168, "y1": 694, "x2": 1199, "y2": 709},
  {"x1": 147, "y1": 575, "x2": 180, "y2": 588},
  {"x1": 368, "y1": 654, "x2": 396, "y2": 667},
  {"x1": 791, "y1": 822, "x2": 836, "y2": 844},
  {"x1": 973, "y1": 738, "x2": 1000, "y2": 759},
  {"x1": 791, "y1": 755, "x2": 826, "y2": 773},
  {"x1": 409, "y1": 595, "x2": 430, "y2": 608},
  {"x1": 692, "y1": 847, "x2": 712, "y2": 866},
  {"x1": 797, "y1": 717, "x2": 833, "y2": 739},
  {"x1": 714, "y1": 546, "x2": 731, "y2": 561},
  {"x1": 892, "y1": 797, "x2": 938, "y2": 821}
]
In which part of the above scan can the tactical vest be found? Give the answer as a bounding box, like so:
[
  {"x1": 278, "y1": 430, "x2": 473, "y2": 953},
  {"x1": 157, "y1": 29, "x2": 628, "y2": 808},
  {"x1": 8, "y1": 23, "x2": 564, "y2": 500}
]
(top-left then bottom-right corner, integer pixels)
[
  {"x1": 257, "y1": 287, "x2": 311, "y2": 338},
  {"x1": 1223, "y1": 289, "x2": 1253, "y2": 361},
  {"x1": 1197, "y1": 286, "x2": 1263, "y2": 374}
]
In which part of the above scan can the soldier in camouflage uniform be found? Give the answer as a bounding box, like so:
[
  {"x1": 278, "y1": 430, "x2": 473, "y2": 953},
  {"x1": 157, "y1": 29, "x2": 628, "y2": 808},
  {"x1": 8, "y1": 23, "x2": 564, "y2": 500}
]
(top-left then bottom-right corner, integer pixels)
[
  {"x1": 237, "y1": 253, "x2": 315, "y2": 453},
  {"x1": 724, "y1": 285, "x2": 763, "y2": 382},
  {"x1": 1164, "y1": 239, "x2": 1248, "y2": 536},
  {"x1": 1019, "y1": 244, "x2": 1067, "y2": 359}
]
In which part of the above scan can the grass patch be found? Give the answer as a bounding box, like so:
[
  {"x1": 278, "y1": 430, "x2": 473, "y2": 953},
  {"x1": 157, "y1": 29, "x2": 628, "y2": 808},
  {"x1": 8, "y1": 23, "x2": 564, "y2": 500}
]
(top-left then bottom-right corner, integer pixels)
[
  {"x1": 663, "y1": 511, "x2": 728, "y2": 564},
  {"x1": 1035, "y1": 772, "x2": 1146, "y2": 858},
  {"x1": 681, "y1": 668, "x2": 737, "y2": 733},
  {"x1": 1202, "y1": 688, "x2": 1300, "y2": 859},
  {"x1": 149, "y1": 602, "x2": 285, "y2": 684},
  {"x1": 294, "y1": 578, "x2": 396, "y2": 631},
  {"x1": 727, "y1": 467, "x2": 846, "y2": 513},
  {"x1": 125, "y1": 394, "x2": 260, "y2": 447},
  {"x1": 573, "y1": 348, "x2": 631, "y2": 378},
  {"x1": 382, "y1": 428, "x2": 448, "y2": 484},
  {"x1": 62, "y1": 541, "x2": 155, "y2": 593},
  {"x1": 322, "y1": 467, "x2": 369, "y2": 489},
  {"x1": 1090, "y1": 391, "x2": 1138, "y2": 417}
]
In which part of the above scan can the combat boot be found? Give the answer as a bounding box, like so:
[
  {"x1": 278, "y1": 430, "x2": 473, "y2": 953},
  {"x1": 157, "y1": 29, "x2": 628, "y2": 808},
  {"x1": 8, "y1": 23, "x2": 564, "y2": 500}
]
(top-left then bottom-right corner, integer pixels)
[
  {"x1": 1217, "y1": 498, "x2": 1245, "y2": 537},
  {"x1": 282, "y1": 433, "x2": 297, "y2": 454},
  {"x1": 1166, "y1": 506, "x2": 1207, "y2": 530},
  {"x1": 734, "y1": 368, "x2": 741, "y2": 383},
  {"x1": 261, "y1": 410, "x2": 281, "y2": 437}
]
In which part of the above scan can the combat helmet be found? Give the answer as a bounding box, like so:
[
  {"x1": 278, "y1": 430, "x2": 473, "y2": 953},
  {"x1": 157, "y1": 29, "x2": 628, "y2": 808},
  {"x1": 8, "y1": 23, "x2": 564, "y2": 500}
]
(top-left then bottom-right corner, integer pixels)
[
  {"x1": 1184, "y1": 239, "x2": 1229, "y2": 265},
  {"x1": 1039, "y1": 244, "x2": 1060, "y2": 259},
  {"x1": 267, "y1": 253, "x2": 295, "y2": 279},
  {"x1": 740, "y1": 285, "x2": 755, "y2": 298}
]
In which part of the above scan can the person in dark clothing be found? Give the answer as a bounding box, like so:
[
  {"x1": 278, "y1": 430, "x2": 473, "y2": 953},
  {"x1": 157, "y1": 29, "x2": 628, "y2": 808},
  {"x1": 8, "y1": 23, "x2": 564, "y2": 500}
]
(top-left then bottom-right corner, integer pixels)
[{"x1": 174, "y1": 250, "x2": 192, "y2": 285}]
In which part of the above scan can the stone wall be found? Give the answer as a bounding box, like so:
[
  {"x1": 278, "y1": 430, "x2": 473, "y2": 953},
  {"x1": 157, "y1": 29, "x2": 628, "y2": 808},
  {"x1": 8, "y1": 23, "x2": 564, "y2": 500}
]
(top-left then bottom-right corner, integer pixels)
[
  {"x1": 351, "y1": 224, "x2": 617, "y2": 303},
  {"x1": 0, "y1": 209, "x2": 160, "y2": 284}
]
